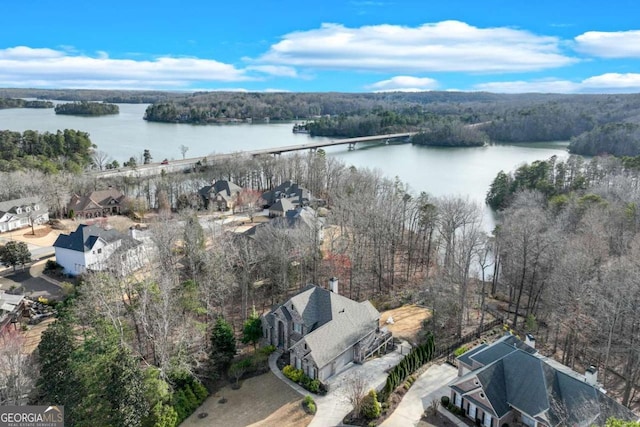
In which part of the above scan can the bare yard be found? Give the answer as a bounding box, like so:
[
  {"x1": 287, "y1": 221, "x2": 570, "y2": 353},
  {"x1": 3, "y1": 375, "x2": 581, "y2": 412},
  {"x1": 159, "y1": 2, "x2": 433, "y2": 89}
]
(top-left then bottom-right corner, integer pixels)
[
  {"x1": 379, "y1": 305, "x2": 431, "y2": 343},
  {"x1": 181, "y1": 372, "x2": 311, "y2": 427}
]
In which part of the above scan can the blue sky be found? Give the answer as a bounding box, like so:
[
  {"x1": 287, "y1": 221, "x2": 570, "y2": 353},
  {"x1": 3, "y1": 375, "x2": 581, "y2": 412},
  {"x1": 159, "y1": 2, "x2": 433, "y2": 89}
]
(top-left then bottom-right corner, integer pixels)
[{"x1": 1, "y1": 0, "x2": 639, "y2": 93}]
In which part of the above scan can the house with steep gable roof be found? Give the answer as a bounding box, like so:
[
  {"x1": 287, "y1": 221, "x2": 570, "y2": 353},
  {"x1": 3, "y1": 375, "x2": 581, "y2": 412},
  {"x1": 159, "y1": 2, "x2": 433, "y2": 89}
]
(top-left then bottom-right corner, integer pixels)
[
  {"x1": 198, "y1": 180, "x2": 243, "y2": 211},
  {"x1": 0, "y1": 197, "x2": 49, "y2": 233},
  {"x1": 262, "y1": 279, "x2": 392, "y2": 382},
  {"x1": 261, "y1": 180, "x2": 311, "y2": 209},
  {"x1": 53, "y1": 224, "x2": 144, "y2": 276},
  {"x1": 67, "y1": 188, "x2": 127, "y2": 218},
  {"x1": 449, "y1": 334, "x2": 638, "y2": 427}
]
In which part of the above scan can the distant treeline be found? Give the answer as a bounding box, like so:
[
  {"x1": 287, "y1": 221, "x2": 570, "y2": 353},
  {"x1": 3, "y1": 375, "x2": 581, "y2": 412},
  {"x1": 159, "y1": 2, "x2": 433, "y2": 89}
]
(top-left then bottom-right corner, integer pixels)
[
  {"x1": 0, "y1": 88, "x2": 181, "y2": 104},
  {"x1": 3, "y1": 89, "x2": 640, "y2": 155},
  {"x1": 0, "y1": 98, "x2": 53, "y2": 109},
  {"x1": 0, "y1": 129, "x2": 95, "y2": 173},
  {"x1": 141, "y1": 91, "x2": 640, "y2": 155},
  {"x1": 55, "y1": 101, "x2": 119, "y2": 116}
]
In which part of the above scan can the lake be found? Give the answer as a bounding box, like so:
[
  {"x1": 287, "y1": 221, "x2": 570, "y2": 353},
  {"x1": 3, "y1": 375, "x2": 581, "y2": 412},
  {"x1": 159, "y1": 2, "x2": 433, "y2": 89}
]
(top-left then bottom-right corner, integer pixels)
[{"x1": 0, "y1": 103, "x2": 570, "y2": 229}]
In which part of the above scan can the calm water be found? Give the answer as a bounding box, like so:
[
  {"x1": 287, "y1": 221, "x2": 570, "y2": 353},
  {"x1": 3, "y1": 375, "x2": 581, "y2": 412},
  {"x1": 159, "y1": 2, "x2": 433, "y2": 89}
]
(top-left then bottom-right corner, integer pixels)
[{"x1": 0, "y1": 103, "x2": 570, "y2": 229}]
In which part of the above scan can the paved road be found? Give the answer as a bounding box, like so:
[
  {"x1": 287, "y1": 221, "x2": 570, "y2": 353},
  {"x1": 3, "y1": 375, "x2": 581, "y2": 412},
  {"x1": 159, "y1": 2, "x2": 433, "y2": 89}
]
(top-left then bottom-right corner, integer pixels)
[{"x1": 381, "y1": 363, "x2": 458, "y2": 427}]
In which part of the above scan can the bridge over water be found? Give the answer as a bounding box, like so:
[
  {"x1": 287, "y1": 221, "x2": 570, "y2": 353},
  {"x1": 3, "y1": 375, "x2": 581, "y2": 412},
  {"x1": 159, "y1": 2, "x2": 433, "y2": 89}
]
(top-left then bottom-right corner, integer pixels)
[
  {"x1": 249, "y1": 132, "x2": 417, "y2": 156},
  {"x1": 94, "y1": 132, "x2": 417, "y2": 178}
]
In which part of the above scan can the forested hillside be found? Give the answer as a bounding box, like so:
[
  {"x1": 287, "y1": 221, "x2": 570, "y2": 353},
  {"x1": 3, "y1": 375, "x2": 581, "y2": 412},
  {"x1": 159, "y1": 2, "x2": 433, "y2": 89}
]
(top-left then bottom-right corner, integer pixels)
[
  {"x1": 2, "y1": 88, "x2": 640, "y2": 153},
  {"x1": 0, "y1": 129, "x2": 95, "y2": 173},
  {"x1": 486, "y1": 155, "x2": 640, "y2": 407},
  {"x1": 0, "y1": 98, "x2": 53, "y2": 109}
]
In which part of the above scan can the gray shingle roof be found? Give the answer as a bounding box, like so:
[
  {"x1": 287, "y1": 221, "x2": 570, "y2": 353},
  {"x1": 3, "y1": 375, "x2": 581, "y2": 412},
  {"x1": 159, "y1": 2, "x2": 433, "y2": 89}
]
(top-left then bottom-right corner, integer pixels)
[
  {"x1": 53, "y1": 224, "x2": 139, "y2": 252},
  {"x1": 199, "y1": 180, "x2": 242, "y2": 200},
  {"x1": 261, "y1": 180, "x2": 311, "y2": 208},
  {"x1": 0, "y1": 197, "x2": 45, "y2": 220},
  {"x1": 452, "y1": 335, "x2": 638, "y2": 424},
  {"x1": 286, "y1": 286, "x2": 380, "y2": 368}
]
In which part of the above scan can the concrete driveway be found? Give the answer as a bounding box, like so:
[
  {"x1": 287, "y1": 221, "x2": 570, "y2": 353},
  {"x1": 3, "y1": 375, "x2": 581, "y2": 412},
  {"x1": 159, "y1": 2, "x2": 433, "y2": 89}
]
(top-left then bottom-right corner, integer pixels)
[
  {"x1": 381, "y1": 363, "x2": 458, "y2": 427},
  {"x1": 0, "y1": 261, "x2": 64, "y2": 301},
  {"x1": 307, "y1": 344, "x2": 410, "y2": 427}
]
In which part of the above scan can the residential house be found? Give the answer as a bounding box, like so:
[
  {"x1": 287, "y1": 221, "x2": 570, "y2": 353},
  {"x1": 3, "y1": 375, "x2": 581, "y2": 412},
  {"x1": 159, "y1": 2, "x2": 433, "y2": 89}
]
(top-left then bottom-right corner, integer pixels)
[
  {"x1": 262, "y1": 280, "x2": 392, "y2": 382},
  {"x1": 53, "y1": 224, "x2": 144, "y2": 276},
  {"x1": 0, "y1": 291, "x2": 25, "y2": 336},
  {"x1": 0, "y1": 197, "x2": 49, "y2": 233},
  {"x1": 67, "y1": 188, "x2": 127, "y2": 218},
  {"x1": 198, "y1": 180, "x2": 243, "y2": 211},
  {"x1": 261, "y1": 180, "x2": 311, "y2": 209},
  {"x1": 449, "y1": 334, "x2": 638, "y2": 427},
  {"x1": 268, "y1": 198, "x2": 295, "y2": 218}
]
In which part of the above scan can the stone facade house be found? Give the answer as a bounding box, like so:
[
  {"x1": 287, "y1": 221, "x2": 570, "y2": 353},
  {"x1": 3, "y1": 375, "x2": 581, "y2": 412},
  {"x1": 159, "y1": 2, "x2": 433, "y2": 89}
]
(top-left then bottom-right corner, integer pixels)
[
  {"x1": 261, "y1": 180, "x2": 311, "y2": 209},
  {"x1": 262, "y1": 280, "x2": 392, "y2": 382},
  {"x1": 198, "y1": 180, "x2": 242, "y2": 211},
  {"x1": 67, "y1": 188, "x2": 127, "y2": 218},
  {"x1": 0, "y1": 197, "x2": 49, "y2": 233},
  {"x1": 449, "y1": 334, "x2": 638, "y2": 427},
  {"x1": 53, "y1": 224, "x2": 144, "y2": 276}
]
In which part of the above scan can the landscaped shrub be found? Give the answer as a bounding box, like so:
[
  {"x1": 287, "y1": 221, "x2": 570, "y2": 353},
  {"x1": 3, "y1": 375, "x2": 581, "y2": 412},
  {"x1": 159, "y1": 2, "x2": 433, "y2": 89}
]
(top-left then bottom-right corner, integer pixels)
[
  {"x1": 282, "y1": 365, "x2": 326, "y2": 394},
  {"x1": 453, "y1": 345, "x2": 469, "y2": 357},
  {"x1": 361, "y1": 389, "x2": 382, "y2": 419},
  {"x1": 259, "y1": 344, "x2": 277, "y2": 356},
  {"x1": 283, "y1": 365, "x2": 304, "y2": 382},
  {"x1": 302, "y1": 395, "x2": 317, "y2": 415},
  {"x1": 441, "y1": 395, "x2": 450, "y2": 406},
  {"x1": 308, "y1": 379, "x2": 320, "y2": 393}
]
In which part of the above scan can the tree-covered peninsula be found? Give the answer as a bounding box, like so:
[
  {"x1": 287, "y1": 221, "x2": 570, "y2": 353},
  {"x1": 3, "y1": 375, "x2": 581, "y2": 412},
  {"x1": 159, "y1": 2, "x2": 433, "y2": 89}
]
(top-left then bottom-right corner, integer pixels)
[
  {"x1": 0, "y1": 98, "x2": 54, "y2": 109},
  {"x1": 0, "y1": 129, "x2": 95, "y2": 173},
  {"x1": 54, "y1": 101, "x2": 119, "y2": 116}
]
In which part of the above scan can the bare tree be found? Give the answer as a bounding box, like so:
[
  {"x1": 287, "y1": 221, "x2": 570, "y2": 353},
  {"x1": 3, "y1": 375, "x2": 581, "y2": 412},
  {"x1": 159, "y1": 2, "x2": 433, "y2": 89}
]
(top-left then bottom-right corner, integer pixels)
[
  {"x1": 0, "y1": 334, "x2": 35, "y2": 405},
  {"x1": 92, "y1": 150, "x2": 111, "y2": 171},
  {"x1": 343, "y1": 371, "x2": 367, "y2": 419},
  {"x1": 179, "y1": 144, "x2": 189, "y2": 160}
]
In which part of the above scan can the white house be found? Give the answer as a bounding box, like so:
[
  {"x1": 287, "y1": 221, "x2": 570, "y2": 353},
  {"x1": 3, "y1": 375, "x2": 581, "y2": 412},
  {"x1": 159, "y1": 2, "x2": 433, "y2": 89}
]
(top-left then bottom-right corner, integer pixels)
[
  {"x1": 0, "y1": 197, "x2": 49, "y2": 233},
  {"x1": 53, "y1": 224, "x2": 144, "y2": 276}
]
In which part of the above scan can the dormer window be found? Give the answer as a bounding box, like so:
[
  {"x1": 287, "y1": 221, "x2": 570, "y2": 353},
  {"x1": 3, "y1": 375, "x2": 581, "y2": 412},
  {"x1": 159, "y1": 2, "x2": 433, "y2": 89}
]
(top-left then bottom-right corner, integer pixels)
[
  {"x1": 34, "y1": 205, "x2": 40, "y2": 211},
  {"x1": 25, "y1": 207, "x2": 31, "y2": 212},
  {"x1": 15, "y1": 208, "x2": 21, "y2": 214}
]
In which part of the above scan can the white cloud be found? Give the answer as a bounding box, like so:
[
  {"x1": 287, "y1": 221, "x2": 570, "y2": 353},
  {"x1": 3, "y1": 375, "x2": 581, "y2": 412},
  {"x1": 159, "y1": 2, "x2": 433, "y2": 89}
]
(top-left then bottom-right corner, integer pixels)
[
  {"x1": 0, "y1": 46, "x2": 286, "y2": 89},
  {"x1": 582, "y1": 73, "x2": 640, "y2": 90},
  {"x1": 246, "y1": 65, "x2": 298, "y2": 77},
  {"x1": 474, "y1": 73, "x2": 640, "y2": 93},
  {"x1": 258, "y1": 21, "x2": 575, "y2": 73},
  {"x1": 367, "y1": 75, "x2": 438, "y2": 92},
  {"x1": 575, "y1": 30, "x2": 640, "y2": 58},
  {"x1": 474, "y1": 79, "x2": 579, "y2": 93}
]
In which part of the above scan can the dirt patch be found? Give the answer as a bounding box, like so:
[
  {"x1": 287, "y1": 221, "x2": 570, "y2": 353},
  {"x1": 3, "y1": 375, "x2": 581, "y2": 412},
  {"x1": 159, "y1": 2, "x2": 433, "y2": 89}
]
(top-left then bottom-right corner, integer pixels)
[
  {"x1": 247, "y1": 399, "x2": 312, "y2": 427},
  {"x1": 21, "y1": 226, "x2": 52, "y2": 239},
  {"x1": 20, "y1": 317, "x2": 56, "y2": 355},
  {"x1": 5, "y1": 225, "x2": 62, "y2": 247},
  {"x1": 182, "y1": 372, "x2": 306, "y2": 427},
  {"x1": 419, "y1": 412, "x2": 458, "y2": 426},
  {"x1": 380, "y1": 305, "x2": 431, "y2": 343}
]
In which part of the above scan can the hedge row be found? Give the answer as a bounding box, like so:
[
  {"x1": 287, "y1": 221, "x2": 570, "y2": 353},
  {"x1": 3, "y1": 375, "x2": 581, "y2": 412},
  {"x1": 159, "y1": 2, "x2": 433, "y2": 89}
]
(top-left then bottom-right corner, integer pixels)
[{"x1": 381, "y1": 333, "x2": 435, "y2": 400}]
